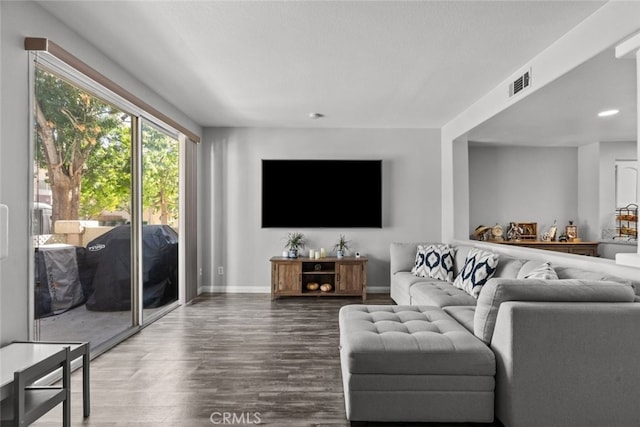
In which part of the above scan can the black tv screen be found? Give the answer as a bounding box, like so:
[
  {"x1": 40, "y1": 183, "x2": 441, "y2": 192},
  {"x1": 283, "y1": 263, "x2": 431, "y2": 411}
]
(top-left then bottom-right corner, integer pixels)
[{"x1": 262, "y1": 159, "x2": 382, "y2": 228}]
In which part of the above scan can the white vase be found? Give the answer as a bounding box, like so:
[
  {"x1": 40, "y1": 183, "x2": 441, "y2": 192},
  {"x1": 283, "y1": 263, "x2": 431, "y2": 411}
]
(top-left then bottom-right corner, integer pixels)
[{"x1": 337, "y1": 250, "x2": 344, "y2": 259}]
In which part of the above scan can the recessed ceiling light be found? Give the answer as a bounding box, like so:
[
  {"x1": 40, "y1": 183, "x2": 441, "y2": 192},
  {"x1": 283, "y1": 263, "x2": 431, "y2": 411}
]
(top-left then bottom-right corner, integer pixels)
[
  {"x1": 598, "y1": 109, "x2": 619, "y2": 117},
  {"x1": 308, "y1": 112, "x2": 324, "y2": 119}
]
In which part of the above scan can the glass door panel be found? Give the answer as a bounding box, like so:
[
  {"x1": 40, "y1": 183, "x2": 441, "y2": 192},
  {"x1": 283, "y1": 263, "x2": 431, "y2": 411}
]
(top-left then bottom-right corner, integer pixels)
[
  {"x1": 33, "y1": 66, "x2": 134, "y2": 350},
  {"x1": 140, "y1": 120, "x2": 180, "y2": 324}
]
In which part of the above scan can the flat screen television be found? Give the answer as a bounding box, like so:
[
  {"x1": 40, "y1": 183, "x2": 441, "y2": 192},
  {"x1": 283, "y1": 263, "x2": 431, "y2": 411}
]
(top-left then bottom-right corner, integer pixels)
[{"x1": 262, "y1": 159, "x2": 382, "y2": 228}]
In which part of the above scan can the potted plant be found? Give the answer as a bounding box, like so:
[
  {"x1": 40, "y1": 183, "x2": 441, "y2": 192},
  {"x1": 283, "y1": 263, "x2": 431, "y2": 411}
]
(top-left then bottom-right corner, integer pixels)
[
  {"x1": 284, "y1": 232, "x2": 306, "y2": 258},
  {"x1": 333, "y1": 234, "x2": 351, "y2": 258}
]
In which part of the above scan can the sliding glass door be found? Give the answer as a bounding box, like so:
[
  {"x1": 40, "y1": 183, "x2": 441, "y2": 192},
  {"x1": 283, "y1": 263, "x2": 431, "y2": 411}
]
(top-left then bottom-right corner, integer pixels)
[
  {"x1": 141, "y1": 121, "x2": 180, "y2": 324},
  {"x1": 33, "y1": 66, "x2": 134, "y2": 348},
  {"x1": 31, "y1": 63, "x2": 183, "y2": 352}
]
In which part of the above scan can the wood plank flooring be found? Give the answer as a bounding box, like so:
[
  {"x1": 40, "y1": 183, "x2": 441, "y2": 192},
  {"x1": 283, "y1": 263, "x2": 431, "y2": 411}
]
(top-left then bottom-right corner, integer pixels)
[{"x1": 33, "y1": 293, "x2": 501, "y2": 427}]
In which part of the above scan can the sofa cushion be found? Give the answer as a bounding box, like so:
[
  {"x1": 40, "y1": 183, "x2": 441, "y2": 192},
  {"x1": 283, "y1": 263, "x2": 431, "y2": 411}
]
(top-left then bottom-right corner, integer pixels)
[
  {"x1": 553, "y1": 265, "x2": 610, "y2": 280},
  {"x1": 520, "y1": 261, "x2": 640, "y2": 296},
  {"x1": 628, "y1": 281, "x2": 640, "y2": 297},
  {"x1": 339, "y1": 305, "x2": 495, "y2": 376},
  {"x1": 453, "y1": 248, "x2": 499, "y2": 298},
  {"x1": 559, "y1": 267, "x2": 640, "y2": 298},
  {"x1": 554, "y1": 265, "x2": 634, "y2": 286},
  {"x1": 392, "y1": 272, "x2": 431, "y2": 299},
  {"x1": 410, "y1": 281, "x2": 477, "y2": 307},
  {"x1": 520, "y1": 261, "x2": 558, "y2": 280},
  {"x1": 493, "y1": 256, "x2": 526, "y2": 279},
  {"x1": 443, "y1": 306, "x2": 476, "y2": 333},
  {"x1": 411, "y1": 244, "x2": 456, "y2": 281},
  {"x1": 474, "y1": 278, "x2": 636, "y2": 344}
]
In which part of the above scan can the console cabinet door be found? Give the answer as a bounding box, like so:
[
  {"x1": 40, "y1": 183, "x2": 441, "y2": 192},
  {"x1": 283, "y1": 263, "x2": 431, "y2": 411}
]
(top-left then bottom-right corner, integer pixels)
[
  {"x1": 336, "y1": 261, "x2": 365, "y2": 294},
  {"x1": 272, "y1": 262, "x2": 302, "y2": 295}
]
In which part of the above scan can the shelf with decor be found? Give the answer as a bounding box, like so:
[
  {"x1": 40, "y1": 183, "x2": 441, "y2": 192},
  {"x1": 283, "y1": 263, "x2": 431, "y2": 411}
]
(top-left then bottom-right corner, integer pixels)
[
  {"x1": 270, "y1": 256, "x2": 367, "y2": 300},
  {"x1": 615, "y1": 203, "x2": 638, "y2": 241},
  {"x1": 494, "y1": 240, "x2": 599, "y2": 256}
]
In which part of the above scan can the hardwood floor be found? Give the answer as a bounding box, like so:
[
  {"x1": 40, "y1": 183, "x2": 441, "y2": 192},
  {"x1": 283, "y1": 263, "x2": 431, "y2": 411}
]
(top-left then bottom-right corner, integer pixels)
[{"x1": 33, "y1": 293, "x2": 500, "y2": 427}]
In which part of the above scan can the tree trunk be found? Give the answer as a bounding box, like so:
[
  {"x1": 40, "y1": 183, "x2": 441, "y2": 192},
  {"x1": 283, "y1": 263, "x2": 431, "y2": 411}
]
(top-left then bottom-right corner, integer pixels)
[
  {"x1": 159, "y1": 189, "x2": 168, "y2": 225},
  {"x1": 36, "y1": 101, "x2": 84, "y2": 223},
  {"x1": 49, "y1": 168, "x2": 82, "y2": 223}
]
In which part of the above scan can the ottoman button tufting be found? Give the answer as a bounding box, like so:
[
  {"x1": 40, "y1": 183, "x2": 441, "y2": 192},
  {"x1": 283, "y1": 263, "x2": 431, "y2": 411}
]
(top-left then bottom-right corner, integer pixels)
[{"x1": 339, "y1": 304, "x2": 496, "y2": 424}]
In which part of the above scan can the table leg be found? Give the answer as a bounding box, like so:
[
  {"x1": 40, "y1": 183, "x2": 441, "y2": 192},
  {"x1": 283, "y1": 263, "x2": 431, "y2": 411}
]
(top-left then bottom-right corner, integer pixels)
[{"x1": 82, "y1": 345, "x2": 90, "y2": 417}]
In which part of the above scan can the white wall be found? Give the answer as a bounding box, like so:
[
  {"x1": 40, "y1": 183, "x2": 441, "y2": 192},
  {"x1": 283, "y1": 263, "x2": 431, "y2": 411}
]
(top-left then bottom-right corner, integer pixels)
[
  {"x1": 0, "y1": 1, "x2": 202, "y2": 345},
  {"x1": 453, "y1": 138, "x2": 470, "y2": 240},
  {"x1": 201, "y1": 127, "x2": 441, "y2": 293},
  {"x1": 469, "y1": 146, "x2": 578, "y2": 239},
  {"x1": 577, "y1": 143, "x2": 600, "y2": 241},
  {"x1": 442, "y1": 1, "x2": 640, "y2": 245},
  {"x1": 442, "y1": 1, "x2": 640, "y2": 279},
  {"x1": 469, "y1": 142, "x2": 638, "y2": 255}
]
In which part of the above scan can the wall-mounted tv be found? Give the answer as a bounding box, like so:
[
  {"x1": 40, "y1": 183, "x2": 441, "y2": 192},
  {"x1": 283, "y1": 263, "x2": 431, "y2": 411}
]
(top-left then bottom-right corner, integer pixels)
[{"x1": 262, "y1": 159, "x2": 382, "y2": 228}]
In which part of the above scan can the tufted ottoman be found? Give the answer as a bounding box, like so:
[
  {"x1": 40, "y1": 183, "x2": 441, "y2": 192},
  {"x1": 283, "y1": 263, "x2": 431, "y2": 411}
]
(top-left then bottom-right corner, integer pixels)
[{"x1": 339, "y1": 305, "x2": 495, "y2": 424}]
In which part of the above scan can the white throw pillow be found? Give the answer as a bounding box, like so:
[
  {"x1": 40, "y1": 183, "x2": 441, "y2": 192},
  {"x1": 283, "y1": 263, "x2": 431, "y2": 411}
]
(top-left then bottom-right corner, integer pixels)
[
  {"x1": 523, "y1": 261, "x2": 558, "y2": 280},
  {"x1": 453, "y1": 248, "x2": 499, "y2": 298},
  {"x1": 411, "y1": 244, "x2": 456, "y2": 281}
]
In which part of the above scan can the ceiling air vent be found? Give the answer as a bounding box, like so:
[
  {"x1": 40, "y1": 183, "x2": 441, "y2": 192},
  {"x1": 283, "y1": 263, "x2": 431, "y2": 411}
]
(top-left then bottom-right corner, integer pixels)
[{"x1": 509, "y1": 68, "x2": 531, "y2": 97}]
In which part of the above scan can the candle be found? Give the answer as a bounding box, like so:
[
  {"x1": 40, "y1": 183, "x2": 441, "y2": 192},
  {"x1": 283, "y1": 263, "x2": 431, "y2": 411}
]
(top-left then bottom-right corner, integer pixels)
[
  {"x1": 320, "y1": 248, "x2": 326, "y2": 258},
  {"x1": 309, "y1": 249, "x2": 315, "y2": 259},
  {"x1": 314, "y1": 251, "x2": 320, "y2": 260}
]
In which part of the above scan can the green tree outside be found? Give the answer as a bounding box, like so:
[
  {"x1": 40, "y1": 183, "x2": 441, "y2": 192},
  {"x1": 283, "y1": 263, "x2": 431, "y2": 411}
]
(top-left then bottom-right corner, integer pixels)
[
  {"x1": 35, "y1": 67, "x2": 124, "y2": 222},
  {"x1": 142, "y1": 124, "x2": 179, "y2": 226},
  {"x1": 35, "y1": 67, "x2": 179, "y2": 226},
  {"x1": 80, "y1": 124, "x2": 132, "y2": 219}
]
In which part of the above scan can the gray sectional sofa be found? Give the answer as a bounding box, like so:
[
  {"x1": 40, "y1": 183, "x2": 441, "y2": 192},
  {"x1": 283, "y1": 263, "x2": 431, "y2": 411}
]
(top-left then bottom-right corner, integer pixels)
[{"x1": 339, "y1": 242, "x2": 640, "y2": 426}]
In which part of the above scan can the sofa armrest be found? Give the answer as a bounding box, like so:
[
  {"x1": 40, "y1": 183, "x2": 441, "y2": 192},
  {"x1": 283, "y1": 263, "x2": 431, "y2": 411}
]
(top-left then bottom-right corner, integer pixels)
[{"x1": 491, "y1": 301, "x2": 640, "y2": 427}]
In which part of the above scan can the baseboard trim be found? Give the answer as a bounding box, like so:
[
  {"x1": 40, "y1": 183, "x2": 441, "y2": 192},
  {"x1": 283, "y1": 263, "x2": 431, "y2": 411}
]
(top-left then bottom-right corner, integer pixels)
[
  {"x1": 199, "y1": 285, "x2": 269, "y2": 294},
  {"x1": 198, "y1": 285, "x2": 390, "y2": 294},
  {"x1": 367, "y1": 286, "x2": 390, "y2": 294}
]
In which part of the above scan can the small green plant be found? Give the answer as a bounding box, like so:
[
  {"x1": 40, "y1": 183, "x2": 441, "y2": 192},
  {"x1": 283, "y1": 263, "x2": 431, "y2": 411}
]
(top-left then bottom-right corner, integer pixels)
[
  {"x1": 284, "y1": 232, "x2": 306, "y2": 251},
  {"x1": 333, "y1": 234, "x2": 351, "y2": 254}
]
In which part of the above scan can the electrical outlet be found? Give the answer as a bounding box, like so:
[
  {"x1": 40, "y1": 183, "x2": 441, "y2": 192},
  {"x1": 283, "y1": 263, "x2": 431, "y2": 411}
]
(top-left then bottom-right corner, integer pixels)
[
  {"x1": 217, "y1": 266, "x2": 224, "y2": 275},
  {"x1": 199, "y1": 268, "x2": 203, "y2": 276}
]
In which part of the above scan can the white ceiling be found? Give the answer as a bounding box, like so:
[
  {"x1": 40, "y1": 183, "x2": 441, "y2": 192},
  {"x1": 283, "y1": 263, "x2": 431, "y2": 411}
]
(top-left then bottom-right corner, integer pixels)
[
  {"x1": 468, "y1": 47, "x2": 637, "y2": 147},
  {"x1": 37, "y1": 0, "x2": 610, "y2": 130}
]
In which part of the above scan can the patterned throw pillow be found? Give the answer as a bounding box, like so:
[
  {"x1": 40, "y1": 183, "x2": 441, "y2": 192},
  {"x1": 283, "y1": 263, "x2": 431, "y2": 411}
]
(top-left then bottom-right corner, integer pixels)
[
  {"x1": 411, "y1": 246, "x2": 428, "y2": 276},
  {"x1": 453, "y1": 248, "x2": 499, "y2": 298},
  {"x1": 411, "y1": 244, "x2": 456, "y2": 281},
  {"x1": 523, "y1": 261, "x2": 558, "y2": 280}
]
